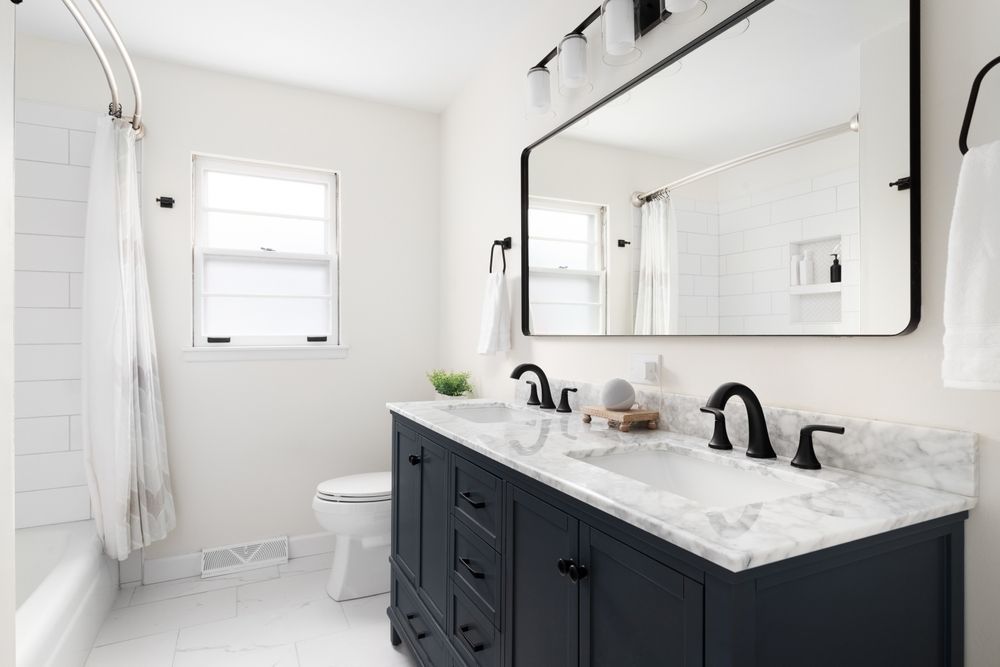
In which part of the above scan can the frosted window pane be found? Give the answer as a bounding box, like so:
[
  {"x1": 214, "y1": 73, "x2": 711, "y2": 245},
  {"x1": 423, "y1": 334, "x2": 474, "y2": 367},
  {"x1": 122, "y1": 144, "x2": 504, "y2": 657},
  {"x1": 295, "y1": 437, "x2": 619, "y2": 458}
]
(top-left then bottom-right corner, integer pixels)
[
  {"x1": 530, "y1": 303, "x2": 602, "y2": 335},
  {"x1": 530, "y1": 272, "x2": 601, "y2": 303},
  {"x1": 530, "y1": 239, "x2": 594, "y2": 270},
  {"x1": 530, "y1": 208, "x2": 594, "y2": 241},
  {"x1": 204, "y1": 170, "x2": 327, "y2": 218},
  {"x1": 203, "y1": 256, "x2": 330, "y2": 296},
  {"x1": 203, "y1": 296, "x2": 329, "y2": 336},
  {"x1": 203, "y1": 211, "x2": 326, "y2": 253}
]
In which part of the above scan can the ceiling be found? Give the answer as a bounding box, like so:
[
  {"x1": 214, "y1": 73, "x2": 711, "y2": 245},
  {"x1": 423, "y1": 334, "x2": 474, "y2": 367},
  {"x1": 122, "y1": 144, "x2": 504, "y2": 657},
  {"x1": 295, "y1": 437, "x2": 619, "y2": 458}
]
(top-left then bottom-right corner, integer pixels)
[
  {"x1": 14, "y1": 0, "x2": 538, "y2": 112},
  {"x1": 560, "y1": 0, "x2": 909, "y2": 163}
]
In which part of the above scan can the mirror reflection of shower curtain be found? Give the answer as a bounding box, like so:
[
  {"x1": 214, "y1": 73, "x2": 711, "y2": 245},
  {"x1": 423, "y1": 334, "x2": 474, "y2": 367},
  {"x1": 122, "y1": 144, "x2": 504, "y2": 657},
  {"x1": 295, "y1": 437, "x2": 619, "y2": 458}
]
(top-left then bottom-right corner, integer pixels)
[
  {"x1": 82, "y1": 117, "x2": 176, "y2": 560},
  {"x1": 633, "y1": 196, "x2": 679, "y2": 335}
]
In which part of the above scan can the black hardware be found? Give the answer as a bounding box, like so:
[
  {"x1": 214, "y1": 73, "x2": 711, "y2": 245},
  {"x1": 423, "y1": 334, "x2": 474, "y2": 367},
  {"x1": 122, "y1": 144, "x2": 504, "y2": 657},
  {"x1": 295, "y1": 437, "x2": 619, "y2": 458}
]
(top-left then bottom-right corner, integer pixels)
[
  {"x1": 556, "y1": 558, "x2": 571, "y2": 576},
  {"x1": 510, "y1": 364, "x2": 556, "y2": 410},
  {"x1": 156, "y1": 196, "x2": 175, "y2": 208},
  {"x1": 567, "y1": 562, "x2": 589, "y2": 583},
  {"x1": 405, "y1": 613, "x2": 428, "y2": 640},
  {"x1": 458, "y1": 491, "x2": 486, "y2": 509},
  {"x1": 306, "y1": 336, "x2": 327, "y2": 342},
  {"x1": 459, "y1": 557, "x2": 485, "y2": 579},
  {"x1": 617, "y1": 239, "x2": 632, "y2": 248},
  {"x1": 699, "y1": 407, "x2": 733, "y2": 451},
  {"x1": 459, "y1": 624, "x2": 486, "y2": 653},
  {"x1": 557, "y1": 387, "x2": 577, "y2": 413},
  {"x1": 960, "y1": 55, "x2": 1000, "y2": 154},
  {"x1": 792, "y1": 424, "x2": 846, "y2": 470},
  {"x1": 703, "y1": 382, "x2": 776, "y2": 459},
  {"x1": 407, "y1": 454, "x2": 422, "y2": 466},
  {"x1": 489, "y1": 237, "x2": 512, "y2": 274},
  {"x1": 206, "y1": 337, "x2": 230, "y2": 344},
  {"x1": 889, "y1": 177, "x2": 912, "y2": 191},
  {"x1": 525, "y1": 380, "x2": 541, "y2": 406}
]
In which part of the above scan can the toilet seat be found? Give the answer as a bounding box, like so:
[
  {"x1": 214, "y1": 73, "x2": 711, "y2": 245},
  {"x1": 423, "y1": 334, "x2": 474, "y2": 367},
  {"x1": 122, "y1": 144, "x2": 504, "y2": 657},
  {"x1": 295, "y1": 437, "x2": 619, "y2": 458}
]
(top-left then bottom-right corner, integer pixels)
[{"x1": 315, "y1": 471, "x2": 391, "y2": 503}]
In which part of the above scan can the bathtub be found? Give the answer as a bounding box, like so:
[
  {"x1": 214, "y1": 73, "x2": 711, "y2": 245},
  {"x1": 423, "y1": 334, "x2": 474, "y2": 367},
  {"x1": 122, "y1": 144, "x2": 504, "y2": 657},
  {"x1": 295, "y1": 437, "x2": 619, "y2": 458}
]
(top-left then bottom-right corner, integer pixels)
[{"x1": 16, "y1": 520, "x2": 118, "y2": 667}]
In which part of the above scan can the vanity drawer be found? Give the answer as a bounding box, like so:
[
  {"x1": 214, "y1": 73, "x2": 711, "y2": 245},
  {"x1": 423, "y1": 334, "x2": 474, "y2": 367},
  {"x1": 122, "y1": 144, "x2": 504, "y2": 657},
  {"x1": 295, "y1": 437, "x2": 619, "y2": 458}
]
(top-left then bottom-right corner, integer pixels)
[
  {"x1": 452, "y1": 517, "x2": 501, "y2": 628},
  {"x1": 451, "y1": 587, "x2": 500, "y2": 667},
  {"x1": 453, "y1": 456, "x2": 502, "y2": 550},
  {"x1": 393, "y1": 573, "x2": 451, "y2": 667}
]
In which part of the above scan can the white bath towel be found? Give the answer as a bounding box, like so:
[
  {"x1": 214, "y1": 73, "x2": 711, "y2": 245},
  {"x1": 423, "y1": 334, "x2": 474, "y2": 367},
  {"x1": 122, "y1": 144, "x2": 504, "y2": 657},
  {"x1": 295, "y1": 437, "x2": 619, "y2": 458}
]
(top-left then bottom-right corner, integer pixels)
[
  {"x1": 477, "y1": 270, "x2": 511, "y2": 355},
  {"x1": 943, "y1": 140, "x2": 1000, "y2": 390}
]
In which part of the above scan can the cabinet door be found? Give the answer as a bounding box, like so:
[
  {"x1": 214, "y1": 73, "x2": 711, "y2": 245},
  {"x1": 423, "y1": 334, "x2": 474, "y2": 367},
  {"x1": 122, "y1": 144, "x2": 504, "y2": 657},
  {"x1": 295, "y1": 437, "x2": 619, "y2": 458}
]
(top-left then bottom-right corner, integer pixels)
[
  {"x1": 392, "y1": 424, "x2": 422, "y2": 585},
  {"x1": 579, "y1": 526, "x2": 703, "y2": 667},
  {"x1": 504, "y1": 486, "x2": 578, "y2": 667},
  {"x1": 418, "y1": 436, "x2": 449, "y2": 628}
]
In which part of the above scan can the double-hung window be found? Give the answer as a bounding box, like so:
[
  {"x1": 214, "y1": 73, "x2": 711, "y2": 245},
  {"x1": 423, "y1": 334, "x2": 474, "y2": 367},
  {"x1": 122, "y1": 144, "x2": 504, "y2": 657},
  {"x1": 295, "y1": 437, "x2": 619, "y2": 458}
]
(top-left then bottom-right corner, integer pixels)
[
  {"x1": 191, "y1": 155, "x2": 341, "y2": 353},
  {"x1": 527, "y1": 197, "x2": 607, "y2": 335}
]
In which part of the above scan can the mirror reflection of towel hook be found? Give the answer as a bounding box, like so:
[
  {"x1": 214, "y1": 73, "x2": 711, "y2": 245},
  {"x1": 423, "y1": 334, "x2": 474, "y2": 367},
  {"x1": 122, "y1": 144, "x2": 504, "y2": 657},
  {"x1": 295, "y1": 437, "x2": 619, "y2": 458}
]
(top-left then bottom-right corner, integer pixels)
[{"x1": 489, "y1": 237, "x2": 512, "y2": 273}]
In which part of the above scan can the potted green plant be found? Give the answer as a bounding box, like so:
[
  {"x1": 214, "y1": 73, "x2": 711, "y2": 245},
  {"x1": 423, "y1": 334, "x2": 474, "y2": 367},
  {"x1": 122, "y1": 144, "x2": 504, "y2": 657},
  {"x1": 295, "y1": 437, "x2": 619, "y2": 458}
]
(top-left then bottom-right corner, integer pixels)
[{"x1": 427, "y1": 369, "x2": 473, "y2": 400}]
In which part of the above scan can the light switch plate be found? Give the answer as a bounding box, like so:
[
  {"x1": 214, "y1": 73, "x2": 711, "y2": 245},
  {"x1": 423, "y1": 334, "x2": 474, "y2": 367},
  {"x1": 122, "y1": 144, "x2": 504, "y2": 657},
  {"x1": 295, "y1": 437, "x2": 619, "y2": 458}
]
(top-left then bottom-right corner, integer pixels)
[{"x1": 629, "y1": 353, "x2": 660, "y2": 385}]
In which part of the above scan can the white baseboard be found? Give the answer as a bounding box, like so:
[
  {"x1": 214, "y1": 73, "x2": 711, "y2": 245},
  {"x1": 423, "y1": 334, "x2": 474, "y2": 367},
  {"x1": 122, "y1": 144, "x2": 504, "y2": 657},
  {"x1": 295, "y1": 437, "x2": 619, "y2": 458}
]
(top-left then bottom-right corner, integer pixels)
[{"x1": 142, "y1": 531, "x2": 336, "y2": 585}]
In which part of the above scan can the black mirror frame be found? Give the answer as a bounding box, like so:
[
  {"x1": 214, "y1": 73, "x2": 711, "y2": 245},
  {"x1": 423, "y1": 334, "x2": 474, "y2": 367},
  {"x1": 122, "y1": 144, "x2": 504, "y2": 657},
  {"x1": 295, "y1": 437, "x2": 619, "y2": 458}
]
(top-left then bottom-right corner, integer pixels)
[{"x1": 520, "y1": 0, "x2": 920, "y2": 338}]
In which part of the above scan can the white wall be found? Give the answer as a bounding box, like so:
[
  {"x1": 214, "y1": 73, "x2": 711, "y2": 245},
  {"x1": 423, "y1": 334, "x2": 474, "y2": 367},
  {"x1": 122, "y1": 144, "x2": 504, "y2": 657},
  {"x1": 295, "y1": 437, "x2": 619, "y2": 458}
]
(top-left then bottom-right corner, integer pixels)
[
  {"x1": 439, "y1": 0, "x2": 1000, "y2": 663},
  {"x1": 0, "y1": 4, "x2": 16, "y2": 663},
  {"x1": 15, "y1": 35, "x2": 441, "y2": 559},
  {"x1": 12, "y1": 101, "x2": 97, "y2": 528}
]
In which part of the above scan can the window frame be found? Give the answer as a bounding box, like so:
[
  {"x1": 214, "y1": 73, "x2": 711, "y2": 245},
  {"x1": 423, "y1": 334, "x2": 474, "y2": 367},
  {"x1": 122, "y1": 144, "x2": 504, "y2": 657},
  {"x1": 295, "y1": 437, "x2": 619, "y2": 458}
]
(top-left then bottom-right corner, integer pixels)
[{"x1": 189, "y1": 154, "x2": 343, "y2": 355}]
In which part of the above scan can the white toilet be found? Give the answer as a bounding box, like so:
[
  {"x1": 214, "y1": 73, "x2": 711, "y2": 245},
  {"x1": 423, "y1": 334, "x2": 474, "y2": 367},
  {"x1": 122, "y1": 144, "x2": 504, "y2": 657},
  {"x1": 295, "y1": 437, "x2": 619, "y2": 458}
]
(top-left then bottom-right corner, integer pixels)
[{"x1": 312, "y1": 471, "x2": 392, "y2": 601}]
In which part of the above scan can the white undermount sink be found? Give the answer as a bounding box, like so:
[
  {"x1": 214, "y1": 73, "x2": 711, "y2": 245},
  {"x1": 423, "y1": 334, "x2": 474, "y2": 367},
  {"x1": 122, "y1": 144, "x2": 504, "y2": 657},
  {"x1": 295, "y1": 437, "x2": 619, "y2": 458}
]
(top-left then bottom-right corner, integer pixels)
[
  {"x1": 443, "y1": 404, "x2": 549, "y2": 424},
  {"x1": 575, "y1": 448, "x2": 830, "y2": 509}
]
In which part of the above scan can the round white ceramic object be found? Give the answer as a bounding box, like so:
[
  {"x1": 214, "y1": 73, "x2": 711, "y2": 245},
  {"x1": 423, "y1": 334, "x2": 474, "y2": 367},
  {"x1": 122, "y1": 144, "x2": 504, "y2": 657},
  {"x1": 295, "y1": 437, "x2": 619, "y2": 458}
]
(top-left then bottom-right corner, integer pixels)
[{"x1": 600, "y1": 378, "x2": 636, "y2": 411}]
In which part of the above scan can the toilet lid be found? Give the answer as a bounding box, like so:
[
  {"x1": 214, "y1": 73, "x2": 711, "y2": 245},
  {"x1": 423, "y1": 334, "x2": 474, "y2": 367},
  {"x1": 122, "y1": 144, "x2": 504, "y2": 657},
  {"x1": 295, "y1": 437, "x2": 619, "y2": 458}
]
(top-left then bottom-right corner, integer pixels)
[{"x1": 316, "y1": 472, "x2": 392, "y2": 501}]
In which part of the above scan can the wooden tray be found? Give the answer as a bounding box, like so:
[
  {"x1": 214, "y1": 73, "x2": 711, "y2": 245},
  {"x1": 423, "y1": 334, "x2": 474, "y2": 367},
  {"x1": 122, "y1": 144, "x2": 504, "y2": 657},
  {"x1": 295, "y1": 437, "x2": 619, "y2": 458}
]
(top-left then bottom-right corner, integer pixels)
[{"x1": 581, "y1": 406, "x2": 659, "y2": 433}]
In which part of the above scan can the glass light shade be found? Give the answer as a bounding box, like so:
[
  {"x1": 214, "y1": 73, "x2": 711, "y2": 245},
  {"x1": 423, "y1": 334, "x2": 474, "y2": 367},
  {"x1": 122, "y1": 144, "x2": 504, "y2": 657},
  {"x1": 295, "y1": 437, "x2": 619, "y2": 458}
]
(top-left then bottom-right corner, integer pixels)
[
  {"x1": 558, "y1": 33, "x2": 589, "y2": 90},
  {"x1": 602, "y1": 0, "x2": 641, "y2": 65},
  {"x1": 664, "y1": 0, "x2": 701, "y2": 13},
  {"x1": 526, "y1": 66, "x2": 552, "y2": 114}
]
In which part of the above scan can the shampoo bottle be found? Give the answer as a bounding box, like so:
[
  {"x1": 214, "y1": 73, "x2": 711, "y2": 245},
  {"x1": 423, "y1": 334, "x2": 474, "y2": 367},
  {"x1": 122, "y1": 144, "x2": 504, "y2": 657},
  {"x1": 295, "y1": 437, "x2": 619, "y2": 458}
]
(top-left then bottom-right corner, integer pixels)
[
  {"x1": 830, "y1": 254, "x2": 842, "y2": 283},
  {"x1": 790, "y1": 254, "x2": 801, "y2": 286},
  {"x1": 799, "y1": 250, "x2": 815, "y2": 286}
]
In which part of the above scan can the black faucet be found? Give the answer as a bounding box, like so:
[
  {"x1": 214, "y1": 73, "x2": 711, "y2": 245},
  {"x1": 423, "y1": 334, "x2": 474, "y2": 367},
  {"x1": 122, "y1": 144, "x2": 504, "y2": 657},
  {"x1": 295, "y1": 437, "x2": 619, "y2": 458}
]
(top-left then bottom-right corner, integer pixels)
[
  {"x1": 700, "y1": 382, "x2": 776, "y2": 459},
  {"x1": 510, "y1": 364, "x2": 556, "y2": 410}
]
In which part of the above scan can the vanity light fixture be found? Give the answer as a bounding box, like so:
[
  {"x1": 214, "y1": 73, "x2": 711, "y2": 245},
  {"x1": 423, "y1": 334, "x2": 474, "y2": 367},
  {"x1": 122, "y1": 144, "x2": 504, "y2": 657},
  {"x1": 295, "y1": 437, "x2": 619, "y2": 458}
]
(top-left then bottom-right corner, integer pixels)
[
  {"x1": 558, "y1": 33, "x2": 590, "y2": 92},
  {"x1": 601, "y1": 0, "x2": 641, "y2": 65},
  {"x1": 664, "y1": 0, "x2": 701, "y2": 13},
  {"x1": 663, "y1": 0, "x2": 708, "y2": 24},
  {"x1": 526, "y1": 66, "x2": 552, "y2": 114}
]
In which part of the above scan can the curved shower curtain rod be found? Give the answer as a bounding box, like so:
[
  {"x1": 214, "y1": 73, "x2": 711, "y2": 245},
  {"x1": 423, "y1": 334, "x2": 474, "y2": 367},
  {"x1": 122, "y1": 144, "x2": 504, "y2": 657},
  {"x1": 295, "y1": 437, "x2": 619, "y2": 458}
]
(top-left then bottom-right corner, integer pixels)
[{"x1": 22, "y1": 0, "x2": 144, "y2": 134}]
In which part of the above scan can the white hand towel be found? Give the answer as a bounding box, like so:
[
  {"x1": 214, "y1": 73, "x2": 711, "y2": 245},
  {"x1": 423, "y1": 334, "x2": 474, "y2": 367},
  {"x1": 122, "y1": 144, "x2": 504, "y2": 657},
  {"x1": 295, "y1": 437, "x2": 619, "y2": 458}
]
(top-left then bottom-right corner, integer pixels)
[
  {"x1": 477, "y1": 270, "x2": 511, "y2": 355},
  {"x1": 943, "y1": 140, "x2": 1000, "y2": 390}
]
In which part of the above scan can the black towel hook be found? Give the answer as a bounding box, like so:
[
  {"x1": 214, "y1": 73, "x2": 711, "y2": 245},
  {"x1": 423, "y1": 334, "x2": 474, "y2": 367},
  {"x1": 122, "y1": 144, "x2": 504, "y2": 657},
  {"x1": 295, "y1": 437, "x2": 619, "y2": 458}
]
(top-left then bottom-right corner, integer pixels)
[
  {"x1": 489, "y1": 237, "x2": 512, "y2": 274},
  {"x1": 959, "y1": 55, "x2": 1000, "y2": 154}
]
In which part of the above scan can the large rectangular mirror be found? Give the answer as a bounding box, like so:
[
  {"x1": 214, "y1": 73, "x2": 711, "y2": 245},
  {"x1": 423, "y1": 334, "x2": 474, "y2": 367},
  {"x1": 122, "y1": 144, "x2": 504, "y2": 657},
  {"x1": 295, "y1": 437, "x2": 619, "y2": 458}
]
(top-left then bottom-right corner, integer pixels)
[{"x1": 522, "y1": 0, "x2": 917, "y2": 336}]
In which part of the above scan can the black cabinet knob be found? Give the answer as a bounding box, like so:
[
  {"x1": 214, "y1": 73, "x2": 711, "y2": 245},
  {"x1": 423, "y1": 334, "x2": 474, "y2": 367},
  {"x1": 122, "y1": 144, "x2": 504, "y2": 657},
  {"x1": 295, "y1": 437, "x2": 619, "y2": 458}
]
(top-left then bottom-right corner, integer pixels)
[
  {"x1": 556, "y1": 558, "x2": 571, "y2": 576},
  {"x1": 407, "y1": 454, "x2": 422, "y2": 466},
  {"x1": 567, "y1": 563, "x2": 589, "y2": 583}
]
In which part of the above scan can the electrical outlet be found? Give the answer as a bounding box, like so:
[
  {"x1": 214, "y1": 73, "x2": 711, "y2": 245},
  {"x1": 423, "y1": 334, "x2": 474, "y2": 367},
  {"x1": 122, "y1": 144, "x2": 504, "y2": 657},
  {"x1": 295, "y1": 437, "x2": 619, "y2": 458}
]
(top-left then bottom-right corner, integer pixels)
[{"x1": 629, "y1": 353, "x2": 660, "y2": 385}]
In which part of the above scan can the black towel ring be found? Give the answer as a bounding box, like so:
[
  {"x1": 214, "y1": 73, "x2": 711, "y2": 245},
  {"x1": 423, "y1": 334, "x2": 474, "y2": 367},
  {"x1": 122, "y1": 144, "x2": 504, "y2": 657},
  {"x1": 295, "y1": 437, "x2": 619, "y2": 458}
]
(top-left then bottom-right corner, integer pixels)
[
  {"x1": 959, "y1": 55, "x2": 1000, "y2": 154},
  {"x1": 489, "y1": 237, "x2": 512, "y2": 274}
]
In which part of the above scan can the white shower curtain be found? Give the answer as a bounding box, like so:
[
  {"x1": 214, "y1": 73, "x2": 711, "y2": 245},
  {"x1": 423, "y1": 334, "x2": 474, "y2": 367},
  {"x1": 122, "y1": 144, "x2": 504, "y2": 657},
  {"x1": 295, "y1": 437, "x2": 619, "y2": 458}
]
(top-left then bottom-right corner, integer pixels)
[
  {"x1": 633, "y1": 196, "x2": 678, "y2": 335},
  {"x1": 82, "y1": 118, "x2": 176, "y2": 560}
]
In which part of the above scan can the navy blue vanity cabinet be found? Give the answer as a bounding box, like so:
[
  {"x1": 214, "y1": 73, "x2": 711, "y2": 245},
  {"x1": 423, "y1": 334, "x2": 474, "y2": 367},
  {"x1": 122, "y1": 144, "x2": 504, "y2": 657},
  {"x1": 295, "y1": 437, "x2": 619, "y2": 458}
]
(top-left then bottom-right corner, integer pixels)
[{"x1": 389, "y1": 414, "x2": 967, "y2": 667}]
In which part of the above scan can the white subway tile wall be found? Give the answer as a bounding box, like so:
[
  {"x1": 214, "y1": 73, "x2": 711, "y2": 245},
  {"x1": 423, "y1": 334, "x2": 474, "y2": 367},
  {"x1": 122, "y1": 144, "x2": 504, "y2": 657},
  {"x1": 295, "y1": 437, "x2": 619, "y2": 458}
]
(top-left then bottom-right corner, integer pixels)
[{"x1": 13, "y1": 101, "x2": 100, "y2": 528}]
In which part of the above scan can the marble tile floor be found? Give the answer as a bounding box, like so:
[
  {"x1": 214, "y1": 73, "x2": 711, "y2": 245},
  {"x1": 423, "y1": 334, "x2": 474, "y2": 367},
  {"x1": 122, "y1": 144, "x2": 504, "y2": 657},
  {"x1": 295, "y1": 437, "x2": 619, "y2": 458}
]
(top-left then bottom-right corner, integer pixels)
[{"x1": 85, "y1": 552, "x2": 417, "y2": 667}]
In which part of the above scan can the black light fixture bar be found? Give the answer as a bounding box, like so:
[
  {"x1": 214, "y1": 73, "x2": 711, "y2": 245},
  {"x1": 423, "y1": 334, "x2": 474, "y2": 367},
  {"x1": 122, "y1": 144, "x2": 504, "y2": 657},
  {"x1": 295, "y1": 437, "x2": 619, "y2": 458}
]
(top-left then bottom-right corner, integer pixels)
[{"x1": 533, "y1": 0, "x2": 669, "y2": 69}]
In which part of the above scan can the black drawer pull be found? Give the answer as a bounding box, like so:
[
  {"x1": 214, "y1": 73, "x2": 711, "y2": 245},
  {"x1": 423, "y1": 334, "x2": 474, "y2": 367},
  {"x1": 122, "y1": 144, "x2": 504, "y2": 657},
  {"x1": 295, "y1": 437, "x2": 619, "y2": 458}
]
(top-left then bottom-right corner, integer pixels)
[
  {"x1": 459, "y1": 556, "x2": 485, "y2": 579},
  {"x1": 405, "y1": 612, "x2": 428, "y2": 639},
  {"x1": 459, "y1": 624, "x2": 486, "y2": 653},
  {"x1": 458, "y1": 491, "x2": 486, "y2": 509},
  {"x1": 557, "y1": 558, "x2": 572, "y2": 576},
  {"x1": 407, "y1": 454, "x2": 422, "y2": 466},
  {"x1": 568, "y1": 563, "x2": 589, "y2": 583}
]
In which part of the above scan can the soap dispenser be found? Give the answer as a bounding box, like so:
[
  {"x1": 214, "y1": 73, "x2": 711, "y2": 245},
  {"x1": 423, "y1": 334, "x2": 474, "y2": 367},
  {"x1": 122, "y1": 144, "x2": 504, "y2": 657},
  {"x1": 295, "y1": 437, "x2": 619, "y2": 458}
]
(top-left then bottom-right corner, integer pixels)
[{"x1": 830, "y1": 253, "x2": 842, "y2": 283}]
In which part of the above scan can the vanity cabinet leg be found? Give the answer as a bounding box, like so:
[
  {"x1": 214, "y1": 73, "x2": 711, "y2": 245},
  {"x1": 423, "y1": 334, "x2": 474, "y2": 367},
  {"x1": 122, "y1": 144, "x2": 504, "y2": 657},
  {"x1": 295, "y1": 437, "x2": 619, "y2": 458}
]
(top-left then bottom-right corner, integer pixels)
[{"x1": 390, "y1": 625, "x2": 401, "y2": 646}]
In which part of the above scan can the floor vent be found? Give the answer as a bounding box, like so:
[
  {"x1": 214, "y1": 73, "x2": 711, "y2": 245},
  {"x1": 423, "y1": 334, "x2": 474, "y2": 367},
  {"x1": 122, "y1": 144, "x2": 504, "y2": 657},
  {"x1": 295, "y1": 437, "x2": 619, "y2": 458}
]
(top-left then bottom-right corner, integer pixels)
[{"x1": 201, "y1": 536, "x2": 289, "y2": 578}]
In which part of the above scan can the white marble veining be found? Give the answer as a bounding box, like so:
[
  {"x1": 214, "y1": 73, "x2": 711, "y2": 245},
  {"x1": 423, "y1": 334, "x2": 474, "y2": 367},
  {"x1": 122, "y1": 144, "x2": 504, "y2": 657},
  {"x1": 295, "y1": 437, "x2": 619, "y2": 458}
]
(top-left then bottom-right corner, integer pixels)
[
  {"x1": 516, "y1": 379, "x2": 979, "y2": 497},
  {"x1": 389, "y1": 398, "x2": 977, "y2": 572}
]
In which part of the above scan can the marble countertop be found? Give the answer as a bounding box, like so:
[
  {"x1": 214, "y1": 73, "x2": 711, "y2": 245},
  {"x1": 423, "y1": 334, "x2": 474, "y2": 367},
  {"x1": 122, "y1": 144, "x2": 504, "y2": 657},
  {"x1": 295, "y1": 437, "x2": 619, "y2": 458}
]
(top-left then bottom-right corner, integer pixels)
[{"x1": 387, "y1": 399, "x2": 977, "y2": 573}]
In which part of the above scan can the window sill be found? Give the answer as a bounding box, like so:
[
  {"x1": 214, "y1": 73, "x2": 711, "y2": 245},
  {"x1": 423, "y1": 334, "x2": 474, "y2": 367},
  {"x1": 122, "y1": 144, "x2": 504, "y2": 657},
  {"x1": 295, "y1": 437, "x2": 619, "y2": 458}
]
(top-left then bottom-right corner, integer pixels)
[{"x1": 181, "y1": 345, "x2": 350, "y2": 362}]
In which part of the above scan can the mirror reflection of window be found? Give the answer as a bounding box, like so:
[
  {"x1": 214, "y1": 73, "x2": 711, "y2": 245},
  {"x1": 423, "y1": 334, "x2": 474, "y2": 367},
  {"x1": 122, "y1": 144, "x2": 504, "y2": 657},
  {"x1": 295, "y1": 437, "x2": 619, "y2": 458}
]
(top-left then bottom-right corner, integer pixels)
[{"x1": 528, "y1": 198, "x2": 607, "y2": 335}]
